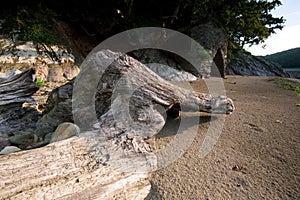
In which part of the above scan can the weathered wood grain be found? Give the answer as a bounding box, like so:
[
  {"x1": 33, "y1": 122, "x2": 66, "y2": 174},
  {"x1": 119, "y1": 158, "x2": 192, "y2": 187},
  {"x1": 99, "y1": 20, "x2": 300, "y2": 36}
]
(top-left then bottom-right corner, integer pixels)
[
  {"x1": 0, "y1": 136, "x2": 151, "y2": 200},
  {"x1": 0, "y1": 69, "x2": 37, "y2": 106}
]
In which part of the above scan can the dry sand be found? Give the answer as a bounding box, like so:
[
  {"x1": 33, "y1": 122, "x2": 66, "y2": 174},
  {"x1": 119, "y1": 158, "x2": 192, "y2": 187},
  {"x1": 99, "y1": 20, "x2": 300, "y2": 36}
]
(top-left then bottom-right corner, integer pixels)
[{"x1": 146, "y1": 76, "x2": 300, "y2": 199}]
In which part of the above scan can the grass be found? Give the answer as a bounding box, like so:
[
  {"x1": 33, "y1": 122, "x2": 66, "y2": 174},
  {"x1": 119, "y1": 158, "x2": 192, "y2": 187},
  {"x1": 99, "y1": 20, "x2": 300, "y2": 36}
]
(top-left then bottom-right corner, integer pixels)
[
  {"x1": 36, "y1": 78, "x2": 45, "y2": 87},
  {"x1": 275, "y1": 78, "x2": 300, "y2": 106}
]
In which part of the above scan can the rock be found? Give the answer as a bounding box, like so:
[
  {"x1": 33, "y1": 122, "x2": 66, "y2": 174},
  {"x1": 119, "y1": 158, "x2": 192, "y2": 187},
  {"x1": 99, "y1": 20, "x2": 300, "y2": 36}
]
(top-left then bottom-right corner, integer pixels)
[
  {"x1": 44, "y1": 132, "x2": 53, "y2": 142},
  {"x1": 0, "y1": 69, "x2": 37, "y2": 106},
  {"x1": 0, "y1": 70, "x2": 22, "y2": 80},
  {"x1": 0, "y1": 38, "x2": 75, "y2": 65},
  {"x1": 48, "y1": 66, "x2": 64, "y2": 82},
  {"x1": 50, "y1": 122, "x2": 80, "y2": 143},
  {"x1": 0, "y1": 37, "x2": 79, "y2": 83},
  {"x1": 32, "y1": 63, "x2": 79, "y2": 83},
  {"x1": 0, "y1": 137, "x2": 10, "y2": 149},
  {"x1": 129, "y1": 49, "x2": 199, "y2": 81},
  {"x1": 62, "y1": 63, "x2": 80, "y2": 80},
  {"x1": 0, "y1": 105, "x2": 41, "y2": 138},
  {"x1": 228, "y1": 50, "x2": 290, "y2": 77},
  {"x1": 35, "y1": 64, "x2": 49, "y2": 81},
  {"x1": 35, "y1": 82, "x2": 73, "y2": 138},
  {"x1": 24, "y1": 132, "x2": 53, "y2": 149},
  {"x1": 0, "y1": 146, "x2": 21, "y2": 155},
  {"x1": 9, "y1": 132, "x2": 38, "y2": 146},
  {"x1": 190, "y1": 21, "x2": 228, "y2": 78}
]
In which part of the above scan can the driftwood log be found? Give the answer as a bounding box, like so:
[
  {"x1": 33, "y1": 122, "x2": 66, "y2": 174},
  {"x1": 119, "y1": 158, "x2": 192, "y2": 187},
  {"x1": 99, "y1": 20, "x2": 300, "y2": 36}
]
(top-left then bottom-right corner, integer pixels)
[
  {"x1": 0, "y1": 69, "x2": 39, "y2": 134},
  {"x1": 0, "y1": 50, "x2": 234, "y2": 199},
  {"x1": 0, "y1": 137, "x2": 152, "y2": 200},
  {"x1": 37, "y1": 50, "x2": 234, "y2": 138},
  {"x1": 0, "y1": 69, "x2": 37, "y2": 107}
]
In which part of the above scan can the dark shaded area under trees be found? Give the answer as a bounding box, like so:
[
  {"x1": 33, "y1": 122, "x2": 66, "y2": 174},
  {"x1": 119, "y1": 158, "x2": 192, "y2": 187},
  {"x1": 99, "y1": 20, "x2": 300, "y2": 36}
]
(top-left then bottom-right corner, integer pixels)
[
  {"x1": 0, "y1": 0, "x2": 284, "y2": 48},
  {"x1": 0, "y1": 0, "x2": 287, "y2": 78}
]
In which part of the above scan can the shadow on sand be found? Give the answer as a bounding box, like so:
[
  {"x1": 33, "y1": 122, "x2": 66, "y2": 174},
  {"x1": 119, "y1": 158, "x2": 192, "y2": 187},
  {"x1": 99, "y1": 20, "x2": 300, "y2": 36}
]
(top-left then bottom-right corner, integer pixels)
[{"x1": 155, "y1": 113, "x2": 217, "y2": 139}]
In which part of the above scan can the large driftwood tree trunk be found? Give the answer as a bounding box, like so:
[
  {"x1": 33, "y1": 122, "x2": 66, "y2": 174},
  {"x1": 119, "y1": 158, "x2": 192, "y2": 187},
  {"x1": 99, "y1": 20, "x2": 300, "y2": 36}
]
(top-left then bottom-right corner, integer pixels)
[
  {"x1": 0, "y1": 137, "x2": 152, "y2": 200},
  {"x1": 0, "y1": 50, "x2": 234, "y2": 199},
  {"x1": 37, "y1": 50, "x2": 234, "y2": 139}
]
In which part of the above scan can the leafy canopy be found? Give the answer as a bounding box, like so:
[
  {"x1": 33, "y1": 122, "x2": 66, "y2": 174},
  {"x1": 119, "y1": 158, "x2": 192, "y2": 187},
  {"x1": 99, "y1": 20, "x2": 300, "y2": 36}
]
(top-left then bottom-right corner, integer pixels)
[
  {"x1": 192, "y1": 0, "x2": 285, "y2": 47},
  {"x1": 0, "y1": 0, "x2": 285, "y2": 48}
]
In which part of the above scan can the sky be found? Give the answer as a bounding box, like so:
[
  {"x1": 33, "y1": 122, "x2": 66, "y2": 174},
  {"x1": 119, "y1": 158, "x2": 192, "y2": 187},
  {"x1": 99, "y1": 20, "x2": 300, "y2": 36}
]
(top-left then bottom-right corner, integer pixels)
[{"x1": 246, "y1": 0, "x2": 300, "y2": 56}]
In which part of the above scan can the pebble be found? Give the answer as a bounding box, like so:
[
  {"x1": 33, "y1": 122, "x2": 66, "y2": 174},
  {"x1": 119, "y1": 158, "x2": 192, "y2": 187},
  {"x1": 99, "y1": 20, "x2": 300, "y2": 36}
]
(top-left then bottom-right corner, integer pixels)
[
  {"x1": 50, "y1": 122, "x2": 80, "y2": 143},
  {"x1": 0, "y1": 146, "x2": 21, "y2": 155}
]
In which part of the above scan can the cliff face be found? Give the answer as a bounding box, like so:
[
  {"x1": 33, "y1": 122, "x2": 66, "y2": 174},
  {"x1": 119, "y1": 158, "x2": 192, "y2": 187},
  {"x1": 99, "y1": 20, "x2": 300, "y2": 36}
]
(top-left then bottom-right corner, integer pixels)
[
  {"x1": 190, "y1": 21, "x2": 228, "y2": 78},
  {"x1": 227, "y1": 50, "x2": 290, "y2": 77},
  {"x1": 51, "y1": 19, "x2": 287, "y2": 79}
]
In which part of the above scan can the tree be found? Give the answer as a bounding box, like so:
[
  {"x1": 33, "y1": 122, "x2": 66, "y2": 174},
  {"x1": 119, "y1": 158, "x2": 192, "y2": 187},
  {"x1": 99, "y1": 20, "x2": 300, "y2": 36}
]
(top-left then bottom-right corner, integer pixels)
[
  {"x1": 1, "y1": 0, "x2": 284, "y2": 49},
  {"x1": 192, "y1": 0, "x2": 285, "y2": 48}
]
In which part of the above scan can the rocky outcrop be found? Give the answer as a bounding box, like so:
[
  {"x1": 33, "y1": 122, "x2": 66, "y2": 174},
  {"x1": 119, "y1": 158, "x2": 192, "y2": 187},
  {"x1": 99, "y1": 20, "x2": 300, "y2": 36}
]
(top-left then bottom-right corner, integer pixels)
[
  {"x1": 228, "y1": 50, "x2": 290, "y2": 77},
  {"x1": 0, "y1": 69, "x2": 37, "y2": 106},
  {"x1": 128, "y1": 22, "x2": 228, "y2": 79},
  {"x1": 0, "y1": 38, "x2": 80, "y2": 82},
  {"x1": 35, "y1": 82, "x2": 74, "y2": 138},
  {"x1": 0, "y1": 39, "x2": 75, "y2": 64},
  {"x1": 190, "y1": 21, "x2": 228, "y2": 78},
  {"x1": 129, "y1": 49, "x2": 198, "y2": 81}
]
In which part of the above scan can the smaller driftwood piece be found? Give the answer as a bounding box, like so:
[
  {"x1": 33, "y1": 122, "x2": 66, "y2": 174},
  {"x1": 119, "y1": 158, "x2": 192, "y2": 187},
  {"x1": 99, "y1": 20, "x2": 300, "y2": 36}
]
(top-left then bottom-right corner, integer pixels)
[{"x1": 0, "y1": 69, "x2": 37, "y2": 107}]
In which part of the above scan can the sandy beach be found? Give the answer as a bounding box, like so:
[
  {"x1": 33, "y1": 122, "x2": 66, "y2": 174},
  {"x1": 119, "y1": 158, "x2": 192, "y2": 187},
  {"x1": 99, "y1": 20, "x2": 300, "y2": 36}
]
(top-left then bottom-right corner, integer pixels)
[{"x1": 146, "y1": 76, "x2": 300, "y2": 199}]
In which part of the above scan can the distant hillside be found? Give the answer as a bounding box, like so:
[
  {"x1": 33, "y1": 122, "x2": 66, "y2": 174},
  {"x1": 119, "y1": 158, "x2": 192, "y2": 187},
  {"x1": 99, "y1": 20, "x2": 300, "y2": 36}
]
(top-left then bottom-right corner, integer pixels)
[{"x1": 264, "y1": 48, "x2": 300, "y2": 69}]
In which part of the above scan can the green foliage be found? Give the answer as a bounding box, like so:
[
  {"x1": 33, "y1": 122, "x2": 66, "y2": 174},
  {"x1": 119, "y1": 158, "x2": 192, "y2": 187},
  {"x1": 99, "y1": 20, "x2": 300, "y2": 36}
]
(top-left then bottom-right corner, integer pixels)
[
  {"x1": 192, "y1": 0, "x2": 285, "y2": 48},
  {"x1": 276, "y1": 78, "x2": 300, "y2": 94},
  {"x1": 265, "y1": 48, "x2": 300, "y2": 69},
  {"x1": 276, "y1": 78, "x2": 300, "y2": 105},
  {"x1": 35, "y1": 78, "x2": 45, "y2": 87},
  {"x1": 0, "y1": 0, "x2": 284, "y2": 49},
  {"x1": 0, "y1": 6, "x2": 58, "y2": 45},
  {"x1": 227, "y1": 49, "x2": 244, "y2": 64}
]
